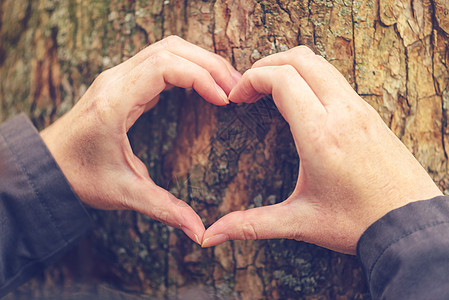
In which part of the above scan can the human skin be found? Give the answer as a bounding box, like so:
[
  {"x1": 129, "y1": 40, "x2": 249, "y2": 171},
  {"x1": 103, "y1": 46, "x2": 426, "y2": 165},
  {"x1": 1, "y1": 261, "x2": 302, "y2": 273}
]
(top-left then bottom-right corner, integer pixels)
[
  {"x1": 40, "y1": 36, "x2": 241, "y2": 245},
  {"x1": 40, "y1": 36, "x2": 442, "y2": 254},
  {"x1": 201, "y1": 46, "x2": 443, "y2": 254}
]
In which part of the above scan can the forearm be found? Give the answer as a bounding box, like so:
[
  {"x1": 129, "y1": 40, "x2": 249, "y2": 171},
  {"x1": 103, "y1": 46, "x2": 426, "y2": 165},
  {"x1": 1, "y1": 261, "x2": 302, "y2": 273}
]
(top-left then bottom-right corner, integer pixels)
[
  {"x1": 357, "y1": 196, "x2": 449, "y2": 300},
  {"x1": 0, "y1": 114, "x2": 92, "y2": 298}
]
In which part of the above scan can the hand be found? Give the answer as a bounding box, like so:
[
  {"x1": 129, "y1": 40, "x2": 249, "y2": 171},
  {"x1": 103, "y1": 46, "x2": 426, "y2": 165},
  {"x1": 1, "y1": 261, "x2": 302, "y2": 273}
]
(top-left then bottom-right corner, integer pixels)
[
  {"x1": 40, "y1": 36, "x2": 241, "y2": 244},
  {"x1": 201, "y1": 46, "x2": 442, "y2": 254}
]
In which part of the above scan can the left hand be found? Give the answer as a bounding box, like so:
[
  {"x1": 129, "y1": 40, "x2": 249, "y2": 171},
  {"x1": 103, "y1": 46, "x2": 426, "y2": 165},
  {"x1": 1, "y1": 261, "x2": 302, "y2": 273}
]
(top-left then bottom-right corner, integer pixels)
[
  {"x1": 40, "y1": 36, "x2": 241, "y2": 244},
  {"x1": 201, "y1": 46, "x2": 442, "y2": 254}
]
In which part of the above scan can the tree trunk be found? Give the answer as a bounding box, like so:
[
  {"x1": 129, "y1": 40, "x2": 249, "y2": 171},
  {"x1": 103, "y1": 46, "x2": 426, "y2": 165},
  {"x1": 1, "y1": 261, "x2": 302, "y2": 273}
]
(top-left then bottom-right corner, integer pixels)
[{"x1": 1, "y1": 0, "x2": 448, "y2": 299}]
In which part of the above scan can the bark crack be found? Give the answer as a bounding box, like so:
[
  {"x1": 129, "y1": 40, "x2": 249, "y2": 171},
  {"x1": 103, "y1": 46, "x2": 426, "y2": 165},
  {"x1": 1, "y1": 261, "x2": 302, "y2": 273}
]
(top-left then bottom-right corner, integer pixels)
[
  {"x1": 211, "y1": 0, "x2": 217, "y2": 53},
  {"x1": 276, "y1": 0, "x2": 294, "y2": 23},
  {"x1": 429, "y1": 0, "x2": 449, "y2": 161},
  {"x1": 351, "y1": 0, "x2": 358, "y2": 92}
]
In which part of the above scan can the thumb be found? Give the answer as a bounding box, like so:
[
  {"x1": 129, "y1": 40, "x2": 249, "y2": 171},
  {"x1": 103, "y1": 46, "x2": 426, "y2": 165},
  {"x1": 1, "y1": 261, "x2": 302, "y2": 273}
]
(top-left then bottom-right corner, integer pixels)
[
  {"x1": 131, "y1": 182, "x2": 205, "y2": 245},
  {"x1": 202, "y1": 201, "x2": 306, "y2": 247}
]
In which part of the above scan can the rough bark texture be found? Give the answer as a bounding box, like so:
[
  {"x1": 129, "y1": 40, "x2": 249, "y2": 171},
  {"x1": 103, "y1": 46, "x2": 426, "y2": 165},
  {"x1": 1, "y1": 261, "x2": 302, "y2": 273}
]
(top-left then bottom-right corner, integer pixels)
[{"x1": 1, "y1": 0, "x2": 449, "y2": 299}]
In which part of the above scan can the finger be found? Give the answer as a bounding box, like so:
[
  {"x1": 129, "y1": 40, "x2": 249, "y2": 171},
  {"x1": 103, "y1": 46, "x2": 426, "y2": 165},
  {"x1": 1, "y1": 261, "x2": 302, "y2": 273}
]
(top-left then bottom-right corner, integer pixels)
[
  {"x1": 252, "y1": 46, "x2": 358, "y2": 106},
  {"x1": 113, "y1": 36, "x2": 241, "y2": 95},
  {"x1": 228, "y1": 66, "x2": 326, "y2": 144},
  {"x1": 215, "y1": 55, "x2": 242, "y2": 89},
  {"x1": 132, "y1": 183, "x2": 205, "y2": 245},
  {"x1": 117, "y1": 50, "x2": 230, "y2": 116},
  {"x1": 202, "y1": 202, "x2": 304, "y2": 247}
]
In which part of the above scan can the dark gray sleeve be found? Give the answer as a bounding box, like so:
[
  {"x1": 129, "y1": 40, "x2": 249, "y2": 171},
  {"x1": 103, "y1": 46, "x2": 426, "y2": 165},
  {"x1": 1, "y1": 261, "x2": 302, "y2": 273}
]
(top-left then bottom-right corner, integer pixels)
[
  {"x1": 357, "y1": 196, "x2": 449, "y2": 300},
  {"x1": 0, "y1": 114, "x2": 93, "y2": 297}
]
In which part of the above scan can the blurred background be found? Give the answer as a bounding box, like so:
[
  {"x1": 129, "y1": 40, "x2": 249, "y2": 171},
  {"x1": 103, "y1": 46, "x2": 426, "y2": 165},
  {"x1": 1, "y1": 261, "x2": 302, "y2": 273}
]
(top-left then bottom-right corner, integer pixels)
[{"x1": 1, "y1": 0, "x2": 449, "y2": 299}]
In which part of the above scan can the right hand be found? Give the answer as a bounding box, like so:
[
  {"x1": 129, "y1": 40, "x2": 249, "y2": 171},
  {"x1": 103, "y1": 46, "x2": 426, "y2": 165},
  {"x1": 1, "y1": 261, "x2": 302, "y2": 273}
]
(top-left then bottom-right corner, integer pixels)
[{"x1": 202, "y1": 46, "x2": 442, "y2": 254}]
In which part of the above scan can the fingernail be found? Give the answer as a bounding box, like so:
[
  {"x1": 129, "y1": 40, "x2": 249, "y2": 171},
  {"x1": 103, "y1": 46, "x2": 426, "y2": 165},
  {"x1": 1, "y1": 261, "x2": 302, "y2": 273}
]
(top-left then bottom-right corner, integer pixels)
[
  {"x1": 228, "y1": 90, "x2": 237, "y2": 103},
  {"x1": 201, "y1": 234, "x2": 228, "y2": 248},
  {"x1": 215, "y1": 83, "x2": 229, "y2": 104},
  {"x1": 182, "y1": 226, "x2": 201, "y2": 245},
  {"x1": 194, "y1": 233, "x2": 200, "y2": 245}
]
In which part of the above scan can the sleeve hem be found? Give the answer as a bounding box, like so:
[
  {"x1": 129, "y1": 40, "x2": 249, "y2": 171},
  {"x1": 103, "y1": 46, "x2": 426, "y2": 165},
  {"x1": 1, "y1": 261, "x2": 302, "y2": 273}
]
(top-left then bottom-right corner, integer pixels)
[
  {"x1": 0, "y1": 114, "x2": 93, "y2": 243},
  {"x1": 357, "y1": 196, "x2": 449, "y2": 283},
  {"x1": 0, "y1": 114, "x2": 93, "y2": 297}
]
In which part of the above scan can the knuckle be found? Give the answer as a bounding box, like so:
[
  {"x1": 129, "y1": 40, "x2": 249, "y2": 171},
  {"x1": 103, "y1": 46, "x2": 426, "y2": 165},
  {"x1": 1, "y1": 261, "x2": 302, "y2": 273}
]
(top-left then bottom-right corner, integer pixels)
[
  {"x1": 119, "y1": 196, "x2": 133, "y2": 210},
  {"x1": 345, "y1": 101, "x2": 374, "y2": 123},
  {"x1": 211, "y1": 58, "x2": 230, "y2": 77},
  {"x1": 358, "y1": 106, "x2": 380, "y2": 130},
  {"x1": 241, "y1": 222, "x2": 258, "y2": 240},
  {"x1": 240, "y1": 211, "x2": 258, "y2": 240},
  {"x1": 159, "y1": 35, "x2": 183, "y2": 49},
  {"x1": 275, "y1": 65, "x2": 300, "y2": 85},
  {"x1": 278, "y1": 64, "x2": 298, "y2": 76},
  {"x1": 216, "y1": 55, "x2": 230, "y2": 69},
  {"x1": 145, "y1": 50, "x2": 170, "y2": 67},
  {"x1": 88, "y1": 70, "x2": 116, "y2": 97},
  {"x1": 152, "y1": 208, "x2": 169, "y2": 223},
  {"x1": 168, "y1": 193, "x2": 188, "y2": 207},
  {"x1": 216, "y1": 54, "x2": 232, "y2": 68},
  {"x1": 200, "y1": 68, "x2": 213, "y2": 82},
  {"x1": 188, "y1": 65, "x2": 210, "y2": 84},
  {"x1": 241, "y1": 68, "x2": 259, "y2": 89},
  {"x1": 242, "y1": 68, "x2": 257, "y2": 79},
  {"x1": 94, "y1": 69, "x2": 112, "y2": 83},
  {"x1": 291, "y1": 45, "x2": 316, "y2": 57}
]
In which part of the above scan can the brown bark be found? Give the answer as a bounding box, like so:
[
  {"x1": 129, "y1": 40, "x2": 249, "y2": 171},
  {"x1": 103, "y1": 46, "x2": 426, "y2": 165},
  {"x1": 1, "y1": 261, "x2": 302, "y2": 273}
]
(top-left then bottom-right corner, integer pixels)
[{"x1": 1, "y1": 0, "x2": 448, "y2": 299}]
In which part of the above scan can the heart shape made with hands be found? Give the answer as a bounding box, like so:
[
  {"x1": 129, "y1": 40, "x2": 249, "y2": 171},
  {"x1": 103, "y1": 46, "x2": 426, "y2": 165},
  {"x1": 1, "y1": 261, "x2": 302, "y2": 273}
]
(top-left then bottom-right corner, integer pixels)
[
  {"x1": 42, "y1": 37, "x2": 442, "y2": 255},
  {"x1": 113, "y1": 41, "x2": 356, "y2": 252},
  {"x1": 146, "y1": 94, "x2": 290, "y2": 248},
  {"x1": 129, "y1": 90, "x2": 289, "y2": 246}
]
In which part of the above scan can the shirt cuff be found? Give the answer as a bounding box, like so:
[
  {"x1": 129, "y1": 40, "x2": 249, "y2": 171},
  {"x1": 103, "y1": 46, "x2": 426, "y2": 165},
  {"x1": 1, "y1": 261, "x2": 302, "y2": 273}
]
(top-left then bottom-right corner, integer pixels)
[
  {"x1": 0, "y1": 114, "x2": 93, "y2": 296},
  {"x1": 357, "y1": 195, "x2": 449, "y2": 299},
  {"x1": 1, "y1": 114, "x2": 93, "y2": 243}
]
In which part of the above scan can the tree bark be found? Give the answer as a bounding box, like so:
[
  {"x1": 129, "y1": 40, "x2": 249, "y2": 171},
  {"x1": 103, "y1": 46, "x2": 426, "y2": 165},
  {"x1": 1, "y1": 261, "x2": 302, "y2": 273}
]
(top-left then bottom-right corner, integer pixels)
[{"x1": 1, "y1": 0, "x2": 448, "y2": 299}]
